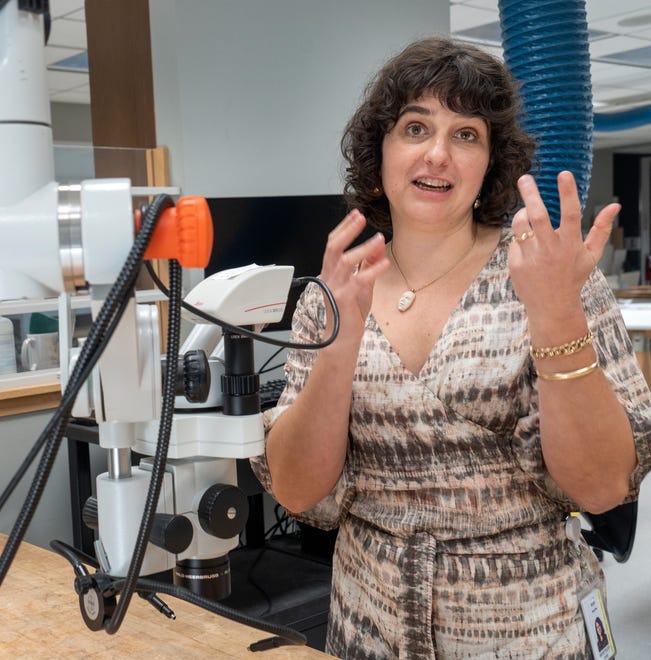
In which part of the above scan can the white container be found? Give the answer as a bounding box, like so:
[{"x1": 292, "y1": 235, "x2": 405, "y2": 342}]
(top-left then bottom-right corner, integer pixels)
[
  {"x1": 0, "y1": 316, "x2": 17, "y2": 374},
  {"x1": 20, "y1": 331, "x2": 59, "y2": 371}
]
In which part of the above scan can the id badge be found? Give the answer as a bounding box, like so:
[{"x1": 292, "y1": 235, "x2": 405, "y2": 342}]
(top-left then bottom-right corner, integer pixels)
[{"x1": 580, "y1": 588, "x2": 616, "y2": 659}]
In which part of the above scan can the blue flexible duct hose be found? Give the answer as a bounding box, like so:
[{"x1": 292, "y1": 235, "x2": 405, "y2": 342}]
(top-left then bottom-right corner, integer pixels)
[
  {"x1": 595, "y1": 105, "x2": 651, "y2": 132},
  {"x1": 498, "y1": 0, "x2": 593, "y2": 227}
]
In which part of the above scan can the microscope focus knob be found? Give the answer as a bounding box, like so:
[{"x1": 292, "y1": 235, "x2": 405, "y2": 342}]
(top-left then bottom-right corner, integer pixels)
[
  {"x1": 182, "y1": 349, "x2": 210, "y2": 403},
  {"x1": 138, "y1": 195, "x2": 214, "y2": 268},
  {"x1": 150, "y1": 513, "x2": 194, "y2": 554},
  {"x1": 198, "y1": 484, "x2": 249, "y2": 539},
  {"x1": 82, "y1": 496, "x2": 99, "y2": 530},
  {"x1": 163, "y1": 349, "x2": 211, "y2": 403}
]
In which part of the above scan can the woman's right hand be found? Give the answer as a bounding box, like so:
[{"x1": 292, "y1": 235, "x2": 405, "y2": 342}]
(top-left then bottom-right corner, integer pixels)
[
  {"x1": 266, "y1": 211, "x2": 390, "y2": 513},
  {"x1": 319, "y1": 210, "x2": 390, "y2": 341}
]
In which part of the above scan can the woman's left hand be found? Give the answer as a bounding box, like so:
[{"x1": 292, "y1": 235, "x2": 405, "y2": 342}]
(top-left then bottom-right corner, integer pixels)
[{"x1": 508, "y1": 170, "x2": 620, "y2": 319}]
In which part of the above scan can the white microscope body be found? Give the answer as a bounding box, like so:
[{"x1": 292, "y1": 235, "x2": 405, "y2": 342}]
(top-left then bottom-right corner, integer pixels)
[{"x1": 84, "y1": 264, "x2": 293, "y2": 596}]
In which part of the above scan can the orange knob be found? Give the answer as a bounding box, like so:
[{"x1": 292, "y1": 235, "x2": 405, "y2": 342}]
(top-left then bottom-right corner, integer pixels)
[{"x1": 136, "y1": 196, "x2": 214, "y2": 268}]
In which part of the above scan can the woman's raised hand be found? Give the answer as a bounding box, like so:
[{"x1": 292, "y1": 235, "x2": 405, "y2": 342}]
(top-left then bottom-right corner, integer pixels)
[
  {"x1": 508, "y1": 171, "x2": 620, "y2": 320},
  {"x1": 319, "y1": 210, "x2": 390, "y2": 340}
]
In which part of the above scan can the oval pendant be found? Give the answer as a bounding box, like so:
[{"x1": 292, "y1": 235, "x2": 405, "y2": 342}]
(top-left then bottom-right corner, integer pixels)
[{"x1": 398, "y1": 290, "x2": 415, "y2": 312}]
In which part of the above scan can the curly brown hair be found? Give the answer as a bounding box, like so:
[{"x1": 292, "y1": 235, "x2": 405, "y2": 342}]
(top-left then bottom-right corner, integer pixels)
[{"x1": 341, "y1": 37, "x2": 537, "y2": 231}]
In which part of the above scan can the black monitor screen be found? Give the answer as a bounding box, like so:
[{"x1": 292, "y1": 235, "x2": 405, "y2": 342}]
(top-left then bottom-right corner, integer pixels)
[{"x1": 205, "y1": 195, "x2": 376, "y2": 330}]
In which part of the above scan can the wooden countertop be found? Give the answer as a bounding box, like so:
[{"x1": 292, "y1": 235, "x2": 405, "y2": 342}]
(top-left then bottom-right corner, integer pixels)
[
  {"x1": 0, "y1": 534, "x2": 331, "y2": 658},
  {"x1": 0, "y1": 379, "x2": 61, "y2": 417},
  {"x1": 614, "y1": 286, "x2": 651, "y2": 299}
]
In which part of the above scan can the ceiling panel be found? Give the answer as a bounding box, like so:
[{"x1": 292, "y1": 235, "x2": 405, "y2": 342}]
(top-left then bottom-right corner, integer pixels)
[
  {"x1": 49, "y1": 0, "x2": 84, "y2": 19},
  {"x1": 586, "y1": 2, "x2": 651, "y2": 22},
  {"x1": 589, "y1": 9, "x2": 651, "y2": 34},
  {"x1": 450, "y1": 4, "x2": 498, "y2": 32},
  {"x1": 450, "y1": 0, "x2": 651, "y2": 150},
  {"x1": 47, "y1": 14, "x2": 87, "y2": 49},
  {"x1": 50, "y1": 85, "x2": 92, "y2": 105},
  {"x1": 42, "y1": 0, "x2": 651, "y2": 150},
  {"x1": 589, "y1": 35, "x2": 651, "y2": 58},
  {"x1": 44, "y1": 44, "x2": 83, "y2": 67},
  {"x1": 452, "y1": 0, "x2": 502, "y2": 9},
  {"x1": 47, "y1": 69, "x2": 85, "y2": 93},
  {"x1": 591, "y1": 61, "x2": 651, "y2": 86},
  {"x1": 594, "y1": 85, "x2": 651, "y2": 103}
]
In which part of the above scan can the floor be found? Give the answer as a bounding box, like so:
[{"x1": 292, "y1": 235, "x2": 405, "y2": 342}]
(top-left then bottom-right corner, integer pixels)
[{"x1": 600, "y1": 477, "x2": 651, "y2": 658}]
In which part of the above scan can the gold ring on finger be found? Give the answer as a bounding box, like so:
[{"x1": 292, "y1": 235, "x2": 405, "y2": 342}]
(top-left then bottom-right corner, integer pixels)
[{"x1": 514, "y1": 230, "x2": 534, "y2": 244}]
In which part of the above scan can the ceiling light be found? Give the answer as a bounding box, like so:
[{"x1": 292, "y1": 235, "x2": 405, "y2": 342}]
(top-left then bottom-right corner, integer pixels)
[{"x1": 48, "y1": 51, "x2": 89, "y2": 73}]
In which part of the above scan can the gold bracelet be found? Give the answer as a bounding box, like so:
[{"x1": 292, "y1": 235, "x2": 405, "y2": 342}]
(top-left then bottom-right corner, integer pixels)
[
  {"x1": 530, "y1": 329, "x2": 593, "y2": 360},
  {"x1": 537, "y1": 360, "x2": 600, "y2": 381}
]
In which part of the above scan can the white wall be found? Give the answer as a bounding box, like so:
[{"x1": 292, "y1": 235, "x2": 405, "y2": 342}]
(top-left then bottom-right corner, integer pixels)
[
  {"x1": 150, "y1": 0, "x2": 450, "y2": 197},
  {"x1": 0, "y1": 411, "x2": 73, "y2": 548}
]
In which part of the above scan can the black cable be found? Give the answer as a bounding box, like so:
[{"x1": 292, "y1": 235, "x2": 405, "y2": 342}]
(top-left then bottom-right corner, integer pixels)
[
  {"x1": 49, "y1": 539, "x2": 305, "y2": 647},
  {"x1": 0, "y1": 303, "x2": 123, "y2": 580},
  {"x1": 0, "y1": 284, "x2": 134, "y2": 510},
  {"x1": 258, "y1": 346, "x2": 284, "y2": 375},
  {"x1": 276, "y1": 504, "x2": 293, "y2": 535},
  {"x1": 264, "y1": 505, "x2": 293, "y2": 540},
  {"x1": 103, "y1": 258, "x2": 182, "y2": 634},
  {"x1": 258, "y1": 363, "x2": 285, "y2": 376},
  {"x1": 145, "y1": 263, "x2": 340, "y2": 350},
  {"x1": 123, "y1": 577, "x2": 306, "y2": 647},
  {"x1": 0, "y1": 291, "x2": 133, "y2": 512},
  {"x1": 50, "y1": 539, "x2": 100, "y2": 572},
  {"x1": 0, "y1": 194, "x2": 173, "y2": 586},
  {"x1": 0, "y1": 194, "x2": 163, "y2": 519}
]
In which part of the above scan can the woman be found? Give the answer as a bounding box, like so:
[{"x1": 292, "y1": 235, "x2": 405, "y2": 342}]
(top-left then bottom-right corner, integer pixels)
[{"x1": 251, "y1": 37, "x2": 651, "y2": 658}]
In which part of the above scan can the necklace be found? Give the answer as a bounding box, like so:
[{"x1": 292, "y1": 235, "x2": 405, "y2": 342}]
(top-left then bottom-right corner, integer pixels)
[{"x1": 390, "y1": 227, "x2": 477, "y2": 312}]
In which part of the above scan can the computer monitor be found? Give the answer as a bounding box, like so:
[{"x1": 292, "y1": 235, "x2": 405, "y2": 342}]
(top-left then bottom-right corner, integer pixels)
[{"x1": 205, "y1": 194, "x2": 377, "y2": 330}]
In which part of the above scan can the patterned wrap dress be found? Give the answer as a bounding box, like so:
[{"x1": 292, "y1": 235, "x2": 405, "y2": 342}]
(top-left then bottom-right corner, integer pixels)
[{"x1": 250, "y1": 228, "x2": 651, "y2": 659}]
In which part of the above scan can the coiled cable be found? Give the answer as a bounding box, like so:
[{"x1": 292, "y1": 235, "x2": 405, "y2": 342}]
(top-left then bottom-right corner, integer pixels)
[{"x1": 102, "y1": 256, "x2": 182, "y2": 634}]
